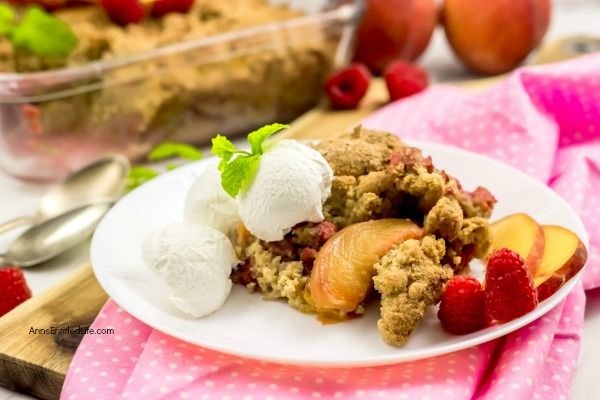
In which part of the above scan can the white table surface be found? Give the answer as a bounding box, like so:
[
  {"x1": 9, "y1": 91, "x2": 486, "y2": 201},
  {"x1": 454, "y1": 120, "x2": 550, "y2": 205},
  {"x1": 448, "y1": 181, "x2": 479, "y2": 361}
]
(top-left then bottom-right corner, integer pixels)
[{"x1": 1, "y1": 1, "x2": 600, "y2": 399}]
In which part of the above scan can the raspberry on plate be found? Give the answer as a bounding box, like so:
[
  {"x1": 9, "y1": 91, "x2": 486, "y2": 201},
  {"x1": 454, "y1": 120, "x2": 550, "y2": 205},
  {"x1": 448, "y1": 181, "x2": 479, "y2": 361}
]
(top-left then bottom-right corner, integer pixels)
[
  {"x1": 101, "y1": 0, "x2": 145, "y2": 26},
  {"x1": 384, "y1": 61, "x2": 429, "y2": 101},
  {"x1": 485, "y1": 248, "x2": 539, "y2": 322},
  {"x1": 324, "y1": 63, "x2": 371, "y2": 110},
  {"x1": 438, "y1": 276, "x2": 488, "y2": 335},
  {"x1": 0, "y1": 266, "x2": 32, "y2": 317}
]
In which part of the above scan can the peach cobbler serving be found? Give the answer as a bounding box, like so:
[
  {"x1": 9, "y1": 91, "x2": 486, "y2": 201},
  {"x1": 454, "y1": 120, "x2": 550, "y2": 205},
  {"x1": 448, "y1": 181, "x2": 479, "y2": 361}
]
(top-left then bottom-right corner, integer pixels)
[
  {"x1": 229, "y1": 126, "x2": 495, "y2": 345},
  {"x1": 142, "y1": 123, "x2": 587, "y2": 347}
]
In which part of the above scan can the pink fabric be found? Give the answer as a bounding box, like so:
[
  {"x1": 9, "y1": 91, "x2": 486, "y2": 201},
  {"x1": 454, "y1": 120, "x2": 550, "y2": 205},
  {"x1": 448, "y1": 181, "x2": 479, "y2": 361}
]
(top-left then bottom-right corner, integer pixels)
[{"x1": 62, "y1": 54, "x2": 600, "y2": 400}]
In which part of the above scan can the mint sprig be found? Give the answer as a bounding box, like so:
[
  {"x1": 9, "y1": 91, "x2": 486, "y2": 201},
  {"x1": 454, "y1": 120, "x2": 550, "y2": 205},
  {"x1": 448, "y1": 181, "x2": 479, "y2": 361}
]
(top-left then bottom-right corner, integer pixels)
[
  {"x1": 148, "y1": 142, "x2": 203, "y2": 162},
  {"x1": 0, "y1": 5, "x2": 77, "y2": 58},
  {"x1": 126, "y1": 166, "x2": 159, "y2": 192},
  {"x1": 211, "y1": 134, "x2": 240, "y2": 170},
  {"x1": 126, "y1": 141, "x2": 203, "y2": 192},
  {"x1": 211, "y1": 123, "x2": 289, "y2": 197}
]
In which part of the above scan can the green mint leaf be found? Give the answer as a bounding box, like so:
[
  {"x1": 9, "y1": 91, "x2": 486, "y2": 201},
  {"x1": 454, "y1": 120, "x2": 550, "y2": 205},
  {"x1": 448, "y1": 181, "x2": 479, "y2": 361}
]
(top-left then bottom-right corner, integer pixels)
[
  {"x1": 212, "y1": 123, "x2": 287, "y2": 197},
  {"x1": 220, "y1": 154, "x2": 260, "y2": 197},
  {"x1": 247, "y1": 123, "x2": 289, "y2": 155},
  {"x1": 212, "y1": 134, "x2": 250, "y2": 172},
  {"x1": 242, "y1": 154, "x2": 261, "y2": 192},
  {"x1": 126, "y1": 166, "x2": 159, "y2": 192},
  {"x1": 0, "y1": 5, "x2": 15, "y2": 36},
  {"x1": 148, "y1": 142, "x2": 202, "y2": 162},
  {"x1": 12, "y1": 7, "x2": 77, "y2": 58},
  {"x1": 211, "y1": 134, "x2": 238, "y2": 164}
]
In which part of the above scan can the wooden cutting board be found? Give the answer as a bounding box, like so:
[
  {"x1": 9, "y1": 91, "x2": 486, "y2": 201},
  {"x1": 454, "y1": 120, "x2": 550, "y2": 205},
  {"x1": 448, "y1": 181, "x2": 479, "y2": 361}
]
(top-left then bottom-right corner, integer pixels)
[
  {"x1": 0, "y1": 265, "x2": 107, "y2": 400},
  {"x1": 0, "y1": 36, "x2": 591, "y2": 400}
]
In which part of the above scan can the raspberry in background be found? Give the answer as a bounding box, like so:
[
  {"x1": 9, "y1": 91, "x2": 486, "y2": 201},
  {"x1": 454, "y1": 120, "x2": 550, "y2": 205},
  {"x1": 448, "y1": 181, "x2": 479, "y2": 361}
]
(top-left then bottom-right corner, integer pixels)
[
  {"x1": 485, "y1": 248, "x2": 539, "y2": 322},
  {"x1": 0, "y1": 266, "x2": 32, "y2": 317},
  {"x1": 151, "y1": 0, "x2": 195, "y2": 18},
  {"x1": 324, "y1": 63, "x2": 372, "y2": 110},
  {"x1": 384, "y1": 60, "x2": 429, "y2": 101},
  {"x1": 101, "y1": 0, "x2": 145, "y2": 26},
  {"x1": 438, "y1": 276, "x2": 489, "y2": 334}
]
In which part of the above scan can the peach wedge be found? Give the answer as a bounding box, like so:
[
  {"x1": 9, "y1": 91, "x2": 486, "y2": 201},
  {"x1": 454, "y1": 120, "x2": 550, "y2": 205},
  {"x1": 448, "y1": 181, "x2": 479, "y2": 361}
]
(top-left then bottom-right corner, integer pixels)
[
  {"x1": 309, "y1": 219, "x2": 423, "y2": 314},
  {"x1": 534, "y1": 225, "x2": 587, "y2": 300},
  {"x1": 489, "y1": 213, "x2": 545, "y2": 274}
]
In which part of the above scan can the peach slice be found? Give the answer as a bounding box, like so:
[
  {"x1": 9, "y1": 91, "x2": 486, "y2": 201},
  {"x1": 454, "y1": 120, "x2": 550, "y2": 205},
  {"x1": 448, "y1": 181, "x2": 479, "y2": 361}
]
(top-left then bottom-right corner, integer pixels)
[
  {"x1": 534, "y1": 225, "x2": 588, "y2": 300},
  {"x1": 489, "y1": 213, "x2": 545, "y2": 274},
  {"x1": 309, "y1": 219, "x2": 424, "y2": 314}
]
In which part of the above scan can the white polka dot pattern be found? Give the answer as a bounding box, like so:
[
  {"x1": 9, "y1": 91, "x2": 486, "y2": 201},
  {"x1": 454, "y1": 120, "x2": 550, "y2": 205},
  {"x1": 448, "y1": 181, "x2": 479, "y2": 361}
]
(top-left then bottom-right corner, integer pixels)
[{"x1": 62, "y1": 54, "x2": 599, "y2": 400}]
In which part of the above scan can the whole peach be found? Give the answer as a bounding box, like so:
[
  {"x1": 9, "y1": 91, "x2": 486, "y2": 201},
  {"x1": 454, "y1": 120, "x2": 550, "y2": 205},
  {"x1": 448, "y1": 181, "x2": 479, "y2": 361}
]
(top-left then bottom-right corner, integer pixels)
[
  {"x1": 353, "y1": 0, "x2": 437, "y2": 75},
  {"x1": 443, "y1": 0, "x2": 551, "y2": 75}
]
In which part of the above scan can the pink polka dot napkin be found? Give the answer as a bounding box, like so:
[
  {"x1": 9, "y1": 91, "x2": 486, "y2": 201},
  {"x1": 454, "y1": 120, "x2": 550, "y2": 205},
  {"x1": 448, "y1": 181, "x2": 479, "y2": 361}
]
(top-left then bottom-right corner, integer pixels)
[{"x1": 62, "y1": 53, "x2": 600, "y2": 400}]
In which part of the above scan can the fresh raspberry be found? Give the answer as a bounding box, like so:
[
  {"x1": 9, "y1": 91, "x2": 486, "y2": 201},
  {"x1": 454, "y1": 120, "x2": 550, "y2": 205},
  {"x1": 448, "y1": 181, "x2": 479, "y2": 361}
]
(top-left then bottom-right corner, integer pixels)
[
  {"x1": 324, "y1": 63, "x2": 371, "y2": 110},
  {"x1": 0, "y1": 266, "x2": 32, "y2": 317},
  {"x1": 151, "y1": 0, "x2": 195, "y2": 17},
  {"x1": 101, "y1": 0, "x2": 145, "y2": 26},
  {"x1": 384, "y1": 61, "x2": 428, "y2": 101},
  {"x1": 485, "y1": 248, "x2": 539, "y2": 322},
  {"x1": 438, "y1": 276, "x2": 489, "y2": 335}
]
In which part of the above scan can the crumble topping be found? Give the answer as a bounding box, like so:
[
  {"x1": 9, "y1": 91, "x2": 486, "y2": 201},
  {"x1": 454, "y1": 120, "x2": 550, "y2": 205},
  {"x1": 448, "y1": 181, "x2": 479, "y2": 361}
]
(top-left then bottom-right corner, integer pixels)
[
  {"x1": 424, "y1": 197, "x2": 463, "y2": 240},
  {"x1": 233, "y1": 126, "x2": 496, "y2": 345},
  {"x1": 239, "y1": 241, "x2": 315, "y2": 314},
  {"x1": 316, "y1": 128, "x2": 405, "y2": 177},
  {"x1": 314, "y1": 126, "x2": 493, "y2": 271},
  {"x1": 373, "y1": 236, "x2": 453, "y2": 346}
]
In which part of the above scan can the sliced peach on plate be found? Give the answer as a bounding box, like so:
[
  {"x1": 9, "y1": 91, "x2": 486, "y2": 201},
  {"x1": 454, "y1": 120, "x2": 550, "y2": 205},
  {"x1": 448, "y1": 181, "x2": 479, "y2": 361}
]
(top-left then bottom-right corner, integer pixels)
[
  {"x1": 534, "y1": 225, "x2": 588, "y2": 301},
  {"x1": 309, "y1": 219, "x2": 424, "y2": 314},
  {"x1": 489, "y1": 213, "x2": 545, "y2": 274}
]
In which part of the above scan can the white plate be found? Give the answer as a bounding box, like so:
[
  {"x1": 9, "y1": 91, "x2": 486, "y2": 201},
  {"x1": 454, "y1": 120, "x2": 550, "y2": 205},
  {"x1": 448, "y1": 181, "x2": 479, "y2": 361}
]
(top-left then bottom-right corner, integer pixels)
[{"x1": 91, "y1": 140, "x2": 589, "y2": 367}]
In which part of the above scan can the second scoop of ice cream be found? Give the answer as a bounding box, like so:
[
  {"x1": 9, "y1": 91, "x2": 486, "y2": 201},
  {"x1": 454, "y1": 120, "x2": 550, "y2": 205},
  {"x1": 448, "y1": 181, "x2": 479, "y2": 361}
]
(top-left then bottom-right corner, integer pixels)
[
  {"x1": 141, "y1": 222, "x2": 238, "y2": 318},
  {"x1": 184, "y1": 165, "x2": 241, "y2": 236},
  {"x1": 237, "y1": 140, "x2": 333, "y2": 242}
]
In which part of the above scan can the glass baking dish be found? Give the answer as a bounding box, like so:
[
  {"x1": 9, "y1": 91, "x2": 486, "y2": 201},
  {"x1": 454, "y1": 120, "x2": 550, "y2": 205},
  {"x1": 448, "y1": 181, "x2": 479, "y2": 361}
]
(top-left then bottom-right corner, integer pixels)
[{"x1": 0, "y1": 0, "x2": 360, "y2": 181}]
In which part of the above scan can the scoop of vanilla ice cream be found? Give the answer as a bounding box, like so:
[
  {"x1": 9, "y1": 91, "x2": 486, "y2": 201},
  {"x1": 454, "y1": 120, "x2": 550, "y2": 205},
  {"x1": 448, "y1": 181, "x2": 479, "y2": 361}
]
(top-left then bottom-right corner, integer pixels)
[
  {"x1": 237, "y1": 140, "x2": 333, "y2": 242},
  {"x1": 184, "y1": 166, "x2": 240, "y2": 235},
  {"x1": 141, "y1": 222, "x2": 238, "y2": 318}
]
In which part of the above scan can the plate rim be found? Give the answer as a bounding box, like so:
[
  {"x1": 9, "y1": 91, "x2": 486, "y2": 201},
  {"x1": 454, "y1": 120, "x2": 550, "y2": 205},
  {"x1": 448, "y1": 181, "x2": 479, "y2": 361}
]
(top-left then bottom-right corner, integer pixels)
[{"x1": 91, "y1": 139, "x2": 590, "y2": 367}]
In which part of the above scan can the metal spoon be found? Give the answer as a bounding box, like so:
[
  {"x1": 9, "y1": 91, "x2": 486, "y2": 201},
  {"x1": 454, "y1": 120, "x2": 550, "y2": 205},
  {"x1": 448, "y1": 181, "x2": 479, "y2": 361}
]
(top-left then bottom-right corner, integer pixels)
[
  {"x1": 0, "y1": 201, "x2": 113, "y2": 267},
  {"x1": 0, "y1": 155, "x2": 129, "y2": 235}
]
